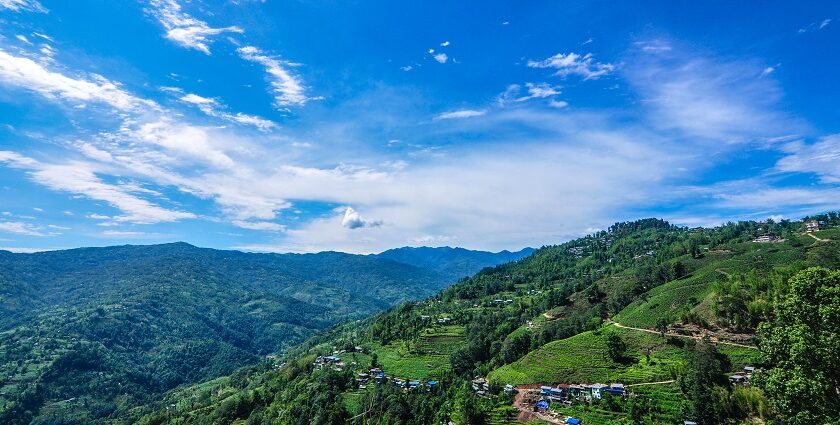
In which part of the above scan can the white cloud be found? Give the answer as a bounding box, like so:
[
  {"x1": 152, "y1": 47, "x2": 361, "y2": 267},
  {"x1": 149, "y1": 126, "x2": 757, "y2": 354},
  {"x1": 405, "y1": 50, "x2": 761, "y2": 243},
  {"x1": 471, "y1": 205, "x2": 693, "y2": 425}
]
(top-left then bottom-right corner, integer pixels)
[
  {"x1": 432, "y1": 52, "x2": 448, "y2": 64},
  {"x1": 0, "y1": 152, "x2": 195, "y2": 224},
  {"x1": 634, "y1": 40, "x2": 672, "y2": 53},
  {"x1": 433, "y1": 109, "x2": 486, "y2": 120},
  {"x1": 517, "y1": 82, "x2": 561, "y2": 101},
  {"x1": 0, "y1": 221, "x2": 50, "y2": 236},
  {"x1": 0, "y1": 0, "x2": 46, "y2": 12},
  {"x1": 760, "y1": 66, "x2": 776, "y2": 77},
  {"x1": 15, "y1": 34, "x2": 32, "y2": 44},
  {"x1": 232, "y1": 220, "x2": 285, "y2": 232},
  {"x1": 401, "y1": 65, "x2": 413, "y2": 72},
  {"x1": 0, "y1": 49, "x2": 157, "y2": 112},
  {"x1": 148, "y1": 0, "x2": 243, "y2": 54},
  {"x1": 341, "y1": 206, "x2": 382, "y2": 229},
  {"x1": 776, "y1": 135, "x2": 840, "y2": 183},
  {"x1": 527, "y1": 52, "x2": 615, "y2": 80},
  {"x1": 548, "y1": 99, "x2": 568, "y2": 108},
  {"x1": 180, "y1": 92, "x2": 276, "y2": 131},
  {"x1": 101, "y1": 230, "x2": 146, "y2": 237},
  {"x1": 799, "y1": 18, "x2": 832, "y2": 33},
  {"x1": 496, "y1": 83, "x2": 565, "y2": 106},
  {"x1": 626, "y1": 47, "x2": 793, "y2": 142},
  {"x1": 440, "y1": 41, "x2": 450, "y2": 47},
  {"x1": 237, "y1": 46, "x2": 314, "y2": 108}
]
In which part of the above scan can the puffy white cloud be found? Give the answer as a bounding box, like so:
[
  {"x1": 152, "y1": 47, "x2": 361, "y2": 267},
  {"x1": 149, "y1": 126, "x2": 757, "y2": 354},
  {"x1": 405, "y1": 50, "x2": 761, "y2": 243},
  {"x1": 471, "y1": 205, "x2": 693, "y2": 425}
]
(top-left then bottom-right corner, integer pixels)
[
  {"x1": 148, "y1": 0, "x2": 242, "y2": 54},
  {"x1": 341, "y1": 207, "x2": 382, "y2": 229},
  {"x1": 527, "y1": 52, "x2": 615, "y2": 80},
  {"x1": 237, "y1": 46, "x2": 314, "y2": 108},
  {"x1": 432, "y1": 52, "x2": 448, "y2": 64}
]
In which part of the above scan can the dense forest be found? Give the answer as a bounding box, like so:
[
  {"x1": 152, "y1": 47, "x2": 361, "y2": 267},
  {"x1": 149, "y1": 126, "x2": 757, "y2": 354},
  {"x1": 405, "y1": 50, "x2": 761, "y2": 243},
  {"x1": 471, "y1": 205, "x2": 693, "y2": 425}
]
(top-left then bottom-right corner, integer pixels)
[
  {"x1": 128, "y1": 216, "x2": 839, "y2": 425},
  {"x1": 0, "y1": 243, "x2": 531, "y2": 424}
]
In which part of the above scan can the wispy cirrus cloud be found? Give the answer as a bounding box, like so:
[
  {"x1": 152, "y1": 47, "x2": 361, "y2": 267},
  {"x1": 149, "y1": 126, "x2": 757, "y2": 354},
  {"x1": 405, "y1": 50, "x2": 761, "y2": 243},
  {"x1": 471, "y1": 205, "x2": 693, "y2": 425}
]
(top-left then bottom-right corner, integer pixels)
[
  {"x1": 178, "y1": 92, "x2": 277, "y2": 131},
  {"x1": 0, "y1": 0, "x2": 46, "y2": 13},
  {"x1": 0, "y1": 221, "x2": 51, "y2": 236},
  {"x1": 237, "y1": 46, "x2": 315, "y2": 109},
  {"x1": 527, "y1": 52, "x2": 615, "y2": 80},
  {"x1": 148, "y1": 0, "x2": 243, "y2": 54},
  {"x1": 0, "y1": 49, "x2": 158, "y2": 112},
  {"x1": 433, "y1": 109, "x2": 485, "y2": 120},
  {"x1": 798, "y1": 18, "x2": 831, "y2": 34},
  {"x1": 775, "y1": 135, "x2": 840, "y2": 183},
  {"x1": 0, "y1": 152, "x2": 196, "y2": 224}
]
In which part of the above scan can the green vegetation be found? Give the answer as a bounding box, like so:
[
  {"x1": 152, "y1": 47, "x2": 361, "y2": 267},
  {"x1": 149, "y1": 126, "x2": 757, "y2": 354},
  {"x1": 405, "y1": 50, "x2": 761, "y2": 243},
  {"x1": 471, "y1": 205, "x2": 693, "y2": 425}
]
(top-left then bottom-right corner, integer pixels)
[
  {"x1": 3, "y1": 215, "x2": 839, "y2": 424},
  {"x1": 0, "y1": 243, "x2": 523, "y2": 424}
]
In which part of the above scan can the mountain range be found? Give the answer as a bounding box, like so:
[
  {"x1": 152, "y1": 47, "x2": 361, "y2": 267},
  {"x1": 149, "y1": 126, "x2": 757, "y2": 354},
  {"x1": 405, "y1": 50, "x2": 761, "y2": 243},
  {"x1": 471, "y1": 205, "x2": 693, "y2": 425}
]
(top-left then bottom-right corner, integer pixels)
[{"x1": 0, "y1": 242, "x2": 532, "y2": 423}]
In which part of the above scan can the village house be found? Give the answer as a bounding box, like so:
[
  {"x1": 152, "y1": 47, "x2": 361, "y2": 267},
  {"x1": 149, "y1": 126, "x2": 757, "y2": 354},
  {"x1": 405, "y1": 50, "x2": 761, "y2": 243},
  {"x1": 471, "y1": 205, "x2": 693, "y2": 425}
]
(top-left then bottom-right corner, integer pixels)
[
  {"x1": 805, "y1": 220, "x2": 820, "y2": 232},
  {"x1": 753, "y1": 234, "x2": 779, "y2": 243},
  {"x1": 472, "y1": 377, "x2": 489, "y2": 392},
  {"x1": 729, "y1": 374, "x2": 748, "y2": 385},
  {"x1": 589, "y1": 383, "x2": 608, "y2": 399}
]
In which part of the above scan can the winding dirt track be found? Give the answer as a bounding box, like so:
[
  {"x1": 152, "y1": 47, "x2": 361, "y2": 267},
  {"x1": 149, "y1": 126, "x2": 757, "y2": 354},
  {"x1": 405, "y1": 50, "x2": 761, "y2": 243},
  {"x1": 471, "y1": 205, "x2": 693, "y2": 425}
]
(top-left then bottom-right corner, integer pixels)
[{"x1": 611, "y1": 322, "x2": 756, "y2": 349}]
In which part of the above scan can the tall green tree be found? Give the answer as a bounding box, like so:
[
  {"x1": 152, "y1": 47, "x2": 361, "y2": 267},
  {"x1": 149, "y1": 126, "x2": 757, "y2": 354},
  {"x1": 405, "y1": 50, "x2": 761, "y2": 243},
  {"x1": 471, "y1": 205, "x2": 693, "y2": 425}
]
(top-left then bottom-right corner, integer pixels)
[
  {"x1": 678, "y1": 338, "x2": 727, "y2": 424},
  {"x1": 755, "y1": 267, "x2": 840, "y2": 423}
]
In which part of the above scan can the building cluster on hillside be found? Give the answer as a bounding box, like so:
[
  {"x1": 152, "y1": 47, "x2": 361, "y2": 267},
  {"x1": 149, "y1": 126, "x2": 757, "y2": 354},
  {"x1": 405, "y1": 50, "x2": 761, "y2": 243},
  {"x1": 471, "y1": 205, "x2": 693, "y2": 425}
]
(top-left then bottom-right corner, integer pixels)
[
  {"x1": 354, "y1": 367, "x2": 438, "y2": 392},
  {"x1": 539, "y1": 382, "x2": 626, "y2": 403}
]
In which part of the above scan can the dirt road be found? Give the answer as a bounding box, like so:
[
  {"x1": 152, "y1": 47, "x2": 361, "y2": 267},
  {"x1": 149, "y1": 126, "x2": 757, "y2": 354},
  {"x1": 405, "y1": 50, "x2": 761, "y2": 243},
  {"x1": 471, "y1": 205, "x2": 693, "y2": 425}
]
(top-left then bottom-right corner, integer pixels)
[{"x1": 611, "y1": 322, "x2": 756, "y2": 349}]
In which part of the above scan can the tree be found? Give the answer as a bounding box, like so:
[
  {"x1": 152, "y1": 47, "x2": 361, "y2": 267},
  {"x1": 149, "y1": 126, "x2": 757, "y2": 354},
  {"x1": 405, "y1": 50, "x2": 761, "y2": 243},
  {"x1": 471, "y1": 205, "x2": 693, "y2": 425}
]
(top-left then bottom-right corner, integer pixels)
[
  {"x1": 606, "y1": 333, "x2": 627, "y2": 363},
  {"x1": 754, "y1": 267, "x2": 840, "y2": 423},
  {"x1": 678, "y1": 338, "x2": 727, "y2": 424}
]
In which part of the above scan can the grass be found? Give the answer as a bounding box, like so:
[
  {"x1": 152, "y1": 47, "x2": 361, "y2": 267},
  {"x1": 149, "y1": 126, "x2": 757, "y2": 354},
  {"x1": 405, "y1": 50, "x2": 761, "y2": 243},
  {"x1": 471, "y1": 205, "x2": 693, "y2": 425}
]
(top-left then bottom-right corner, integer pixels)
[
  {"x1": 489, "y1": 327, "x2": 683, "y2": 386},
  {"x1": 616, "y1": 240, "x2": 809, "y2": 329},
  {"x1": 371, "y1": 325, "x2": 465, "y2": 380},
  {"x1": 341, "y1": 390, "x2": 365, "y2": 415}
]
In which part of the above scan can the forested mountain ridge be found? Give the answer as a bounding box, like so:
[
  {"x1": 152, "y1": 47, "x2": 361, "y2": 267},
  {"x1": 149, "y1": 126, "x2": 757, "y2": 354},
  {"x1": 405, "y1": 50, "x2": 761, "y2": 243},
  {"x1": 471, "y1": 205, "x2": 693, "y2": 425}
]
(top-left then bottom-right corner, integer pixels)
[
  {"x1": 0, "y1": 242, "x2": 528, "y2": 424},
  {"x1": 376, "y1": 246, "x2": 535, "y2": 283},
  {"x1": 139, "y1": 216, "x2": 840, "y2": 425}
]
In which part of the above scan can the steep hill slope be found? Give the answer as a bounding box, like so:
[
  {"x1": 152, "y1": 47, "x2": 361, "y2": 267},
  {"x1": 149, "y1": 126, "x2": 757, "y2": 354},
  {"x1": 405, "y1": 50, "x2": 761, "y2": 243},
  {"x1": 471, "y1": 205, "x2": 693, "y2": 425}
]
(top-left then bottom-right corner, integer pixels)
[{"x1": 141, "y1": 218, "x2": 840, "y2": 424}]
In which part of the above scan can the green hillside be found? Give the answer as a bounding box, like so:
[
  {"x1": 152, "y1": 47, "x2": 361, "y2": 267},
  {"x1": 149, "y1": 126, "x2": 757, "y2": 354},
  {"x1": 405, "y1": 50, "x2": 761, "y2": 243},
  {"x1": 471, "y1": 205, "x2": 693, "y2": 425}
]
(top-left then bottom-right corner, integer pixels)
[
  {"x1": 132, "y1": 216, "x2": 840, "y2": 424},
  {"x1": 0, "y1": 243, "x2": 521, "y2": 424}
]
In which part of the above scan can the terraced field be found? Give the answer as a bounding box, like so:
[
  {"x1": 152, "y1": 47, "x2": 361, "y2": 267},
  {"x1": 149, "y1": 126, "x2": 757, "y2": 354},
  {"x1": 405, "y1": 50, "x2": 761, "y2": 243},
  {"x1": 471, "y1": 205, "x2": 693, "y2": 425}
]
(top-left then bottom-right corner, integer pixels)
[
  {"x1": 489, "y1": 327, "x2": 682, "y2": 386},
  {"x1": 372, "y1": 325, "x2": 465, "y2": 380}
]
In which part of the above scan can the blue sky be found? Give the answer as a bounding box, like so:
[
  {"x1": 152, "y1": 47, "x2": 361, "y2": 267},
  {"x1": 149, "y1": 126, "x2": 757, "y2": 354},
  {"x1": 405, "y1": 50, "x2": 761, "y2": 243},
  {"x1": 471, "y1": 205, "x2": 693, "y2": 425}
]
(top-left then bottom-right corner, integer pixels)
[{"x1": 0, "y1": 0, "x2": 839, "y2": 253}]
